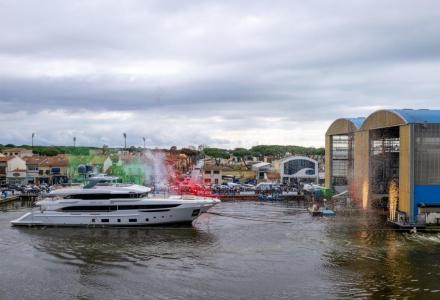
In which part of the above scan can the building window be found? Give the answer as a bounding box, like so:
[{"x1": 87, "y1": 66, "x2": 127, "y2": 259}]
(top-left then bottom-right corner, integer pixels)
[
  {"x1": 283, "y1": 159, "x2": 316, "y2": 176},
  {"x1": 331, "y1": 135, "x2": 354, "y2": 186},
  {"x1": 213, "y1": 170, "x2": 220, "y2": 174},
  {"x1": 332, "y1": 160, "x2": 348, "y2": 177}
]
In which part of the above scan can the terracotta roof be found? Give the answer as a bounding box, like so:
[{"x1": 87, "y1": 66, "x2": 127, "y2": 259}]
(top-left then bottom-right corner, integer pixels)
[
  {"x1": 44, "y1": 155, "x2": 69, "y2": 167},
  {"x1": 24, "y1": 155, "x2": 69, "y2": 167},
  {"x1": 24, "y1": 156, "x2": 48, "y2": 165}
]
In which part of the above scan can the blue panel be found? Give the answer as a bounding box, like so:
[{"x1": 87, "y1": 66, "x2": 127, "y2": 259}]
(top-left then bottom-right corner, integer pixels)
[
  {"x1": 393, "y1": 109, "x2": 440, "y2": 124},
  {"x1": 413, "y1": 185, "x2": 440, "y2": 218},
  {"x1": 348, "y1": 117, "x2": 365, "y2": 129}
]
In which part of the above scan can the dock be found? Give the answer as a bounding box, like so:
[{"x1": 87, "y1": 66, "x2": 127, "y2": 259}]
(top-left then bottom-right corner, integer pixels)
[
  {"x1": 218, "y1": 194, "x2": 307, "y2": 202},
  {"x1": 0, "y1": 193, "x2": 39, "y2": 210}
]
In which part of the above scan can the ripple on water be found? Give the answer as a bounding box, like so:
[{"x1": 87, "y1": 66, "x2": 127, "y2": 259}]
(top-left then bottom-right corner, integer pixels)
[{"x1": 1, "y1": 202, "x2": 440, "y2": 300}]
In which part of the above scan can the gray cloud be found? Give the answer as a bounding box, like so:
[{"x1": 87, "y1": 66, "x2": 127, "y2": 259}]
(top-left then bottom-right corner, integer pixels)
[{"x1": 1, "y1": 0, "x2": 440, "y2": 148}]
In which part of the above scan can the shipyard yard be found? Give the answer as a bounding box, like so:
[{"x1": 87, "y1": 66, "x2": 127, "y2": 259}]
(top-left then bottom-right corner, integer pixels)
[{"x1": 1, "y1": 201, "x2": 440, "y2": 300}]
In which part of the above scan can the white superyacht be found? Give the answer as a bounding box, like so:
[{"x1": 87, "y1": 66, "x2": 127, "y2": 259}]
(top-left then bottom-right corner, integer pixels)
[{"x1": 11, "y1": 176, "x2": 220, "y2": 227}]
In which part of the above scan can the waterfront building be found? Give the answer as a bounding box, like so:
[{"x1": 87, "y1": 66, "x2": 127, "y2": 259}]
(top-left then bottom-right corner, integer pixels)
[
  {"x1": 24, "y1": 156, "x2": 47, "y2": 184},
  {"x1": 203, "y1": 165, "x2": 223, "y2": 184},
  {"x1": 222, "y1": 169, "x2": 258, "y2": 184},
  {"x1": 325, "y1": 117, "x2": 365, "y2": 193},
  {"x1": 251, "y1": 162, "x2": 272, "y2": 181},
  {"x1": 326, "y1": 109, "x2": 440, "y2": 223},
  {"x1": 46, "y1": 155, "x2": 69, "y2": 184},
  {"x1": 6, "y1": 156, "x2": 27, "y2": 185},
  {"x1": 1, "y1": 148, "x2": 33, "y2": 158},
  {"x1": 23, "y1": 154, "x2": 69, "y2": 184},
  {"x1": 0, "y1": 156, "x2": 7, "y2": 185},
  {"x1": 279, "y1": 156, "x2": 319, "y2": 184}
]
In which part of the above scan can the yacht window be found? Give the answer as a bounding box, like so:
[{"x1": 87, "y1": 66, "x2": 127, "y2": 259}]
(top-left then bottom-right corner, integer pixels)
[
  {"x1": 129, "y1": 218, "x2": 137, "y2": 222},
  {"x1": 145, "y1": 218, "x2": 149, "y2": 222},
  {"x1": 60, "y1": 204, "x2": 180, "y2": 212},
  {"x1": 101, "y1": 219, "x2": 109, "y2": 223},
  {"x1": 91, "y1": 218, "x2": 95, "y2": 222},
  {"x1": 117, "y1": 219, "x2": 121, "y2": 222}
]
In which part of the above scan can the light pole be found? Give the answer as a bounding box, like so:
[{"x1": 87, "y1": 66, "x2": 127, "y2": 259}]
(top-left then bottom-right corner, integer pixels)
[
  {"x1": 73, "y1": 136, "x2": 76, "y2": 148},
  {"x1": 123, "y1": 133, "x2": 127, "y2": 149},
  {"x1": 142, "y1": 137, "x2": 146, "y2": 149},
  {"x1": 31, "y1": 132, "x2": 35, "y2": 148}
]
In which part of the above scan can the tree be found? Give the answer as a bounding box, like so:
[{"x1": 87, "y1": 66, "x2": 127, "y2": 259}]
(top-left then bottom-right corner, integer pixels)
[
  {"x1": 203, "y1": 148, "x2": 230, "y2": 166},
  {"x1": 232, "y1": 148, "x2": 252, "y2": 168},
  {"x1": 180, "y1": 148, "x2": 200, "y2": 164}
]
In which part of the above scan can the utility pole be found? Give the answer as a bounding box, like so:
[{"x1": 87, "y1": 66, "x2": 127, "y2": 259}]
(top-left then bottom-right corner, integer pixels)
[
  {"x1": 123, "y1": 133, "x2": 127, "y2": 149},
  {"x1": 31, "y1": 132, "x2": 35, "y2": 148}
]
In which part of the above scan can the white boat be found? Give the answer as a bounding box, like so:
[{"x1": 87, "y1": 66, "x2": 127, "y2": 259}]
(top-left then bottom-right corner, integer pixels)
[{"x1": 11, "y1": 178, "x2": 220, "y2": 227}]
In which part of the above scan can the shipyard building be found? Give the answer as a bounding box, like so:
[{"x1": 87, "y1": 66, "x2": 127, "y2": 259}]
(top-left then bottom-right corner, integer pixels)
[{"x1": 325, "y1": 109, "x2": 440, "y2": 224}]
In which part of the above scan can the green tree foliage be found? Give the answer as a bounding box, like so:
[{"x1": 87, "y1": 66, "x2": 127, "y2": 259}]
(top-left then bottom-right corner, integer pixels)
[
  {"x1": 14, "y1": 145, "x2": 92, "y2": 156},
  {"x1": 250, "y1": 145, "x2": 324, "y2": 158},
  {"x1": 232, "y1": 148, "x2": 252, "y2": 167},
  {"x1": 180, "y1": 148, "x2": 200, "y2": 164},
  {"x1": 203, "y1": 147, "x2": 230, "y2": 165}
]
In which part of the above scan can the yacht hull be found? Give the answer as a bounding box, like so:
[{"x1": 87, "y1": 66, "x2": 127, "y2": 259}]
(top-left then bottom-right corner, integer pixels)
[{"x1": 11, "y1": 197, "x2": 219, "y2": 227}]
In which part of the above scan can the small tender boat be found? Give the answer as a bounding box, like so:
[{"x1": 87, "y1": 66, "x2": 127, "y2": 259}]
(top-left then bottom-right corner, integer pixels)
[{"x1": 308, "y1": 206, "x2": 336, "y2": 217}]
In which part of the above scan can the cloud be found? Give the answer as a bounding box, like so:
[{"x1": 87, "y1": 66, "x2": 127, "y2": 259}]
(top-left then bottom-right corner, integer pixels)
[{"x1": 1, "y1": 0, "x2": 440, "y2": 148}]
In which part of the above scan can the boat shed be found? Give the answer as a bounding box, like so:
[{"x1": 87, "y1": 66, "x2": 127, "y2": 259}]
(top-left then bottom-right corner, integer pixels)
[
  {"x1": 325, "y1": 109, "x2": 440, "y2": 222},
  {"x1": 325, "y1": 117, "x2": 365, "y2": 193}
]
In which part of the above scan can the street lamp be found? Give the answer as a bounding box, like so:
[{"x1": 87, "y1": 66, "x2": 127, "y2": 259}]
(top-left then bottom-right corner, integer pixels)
[
  {"x1": 142, "y1": 137, "x2": 146, "y2": 149},
  {"x1": 123, "y1": 133, "x2": 127, "y2": 149},
  {"x1": 31, "y1": 132, "x2": 35, "y2": 148},
  {"x1": 73, "y1": 136, "x2": 76, "y2": 148}
]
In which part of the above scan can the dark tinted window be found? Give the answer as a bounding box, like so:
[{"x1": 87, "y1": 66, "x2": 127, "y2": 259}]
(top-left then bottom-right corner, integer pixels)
[
  {"x1": 61, "y1": 204, "x2": 180, "y2": 212},
  {"x1": 283, "y1": 159, "x2": 315, "y2": 175}
]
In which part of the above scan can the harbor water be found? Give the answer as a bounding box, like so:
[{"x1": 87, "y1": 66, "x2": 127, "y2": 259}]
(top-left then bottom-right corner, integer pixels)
[{"x1": 1, "y1": 201, "x2": 440, "y2": 299}]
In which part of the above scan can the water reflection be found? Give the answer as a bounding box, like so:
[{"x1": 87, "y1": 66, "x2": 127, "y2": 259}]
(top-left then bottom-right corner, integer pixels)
[
  {"x1": 18, "y1": 226, "x2": 216, "y2": 268},
  {"x1": 323, "y1": 212, "x2": 440, "y2": 298}
]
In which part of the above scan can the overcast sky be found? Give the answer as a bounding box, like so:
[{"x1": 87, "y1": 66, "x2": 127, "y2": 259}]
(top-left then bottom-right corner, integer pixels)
[{"x1": 1, "y1": 0, "x2": 440, "y2": 148}]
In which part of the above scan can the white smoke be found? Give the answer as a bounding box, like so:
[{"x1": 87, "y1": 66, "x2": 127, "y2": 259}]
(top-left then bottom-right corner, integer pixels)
[{"x1": 142, "y1": 150, "x2": 174, "y2": 189}]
